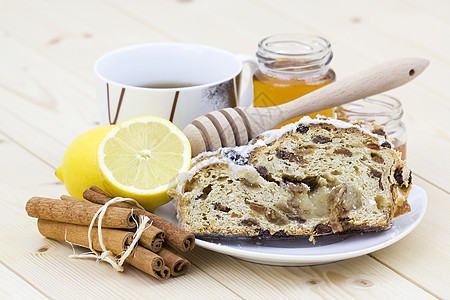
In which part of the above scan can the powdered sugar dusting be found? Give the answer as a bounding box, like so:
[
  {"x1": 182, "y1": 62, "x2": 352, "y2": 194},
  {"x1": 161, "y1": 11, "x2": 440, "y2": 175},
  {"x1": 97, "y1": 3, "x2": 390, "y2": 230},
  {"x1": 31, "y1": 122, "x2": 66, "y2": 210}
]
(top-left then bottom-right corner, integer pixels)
[{"x1": 175, "y1": 149, "x2": 255, "y2": 193}]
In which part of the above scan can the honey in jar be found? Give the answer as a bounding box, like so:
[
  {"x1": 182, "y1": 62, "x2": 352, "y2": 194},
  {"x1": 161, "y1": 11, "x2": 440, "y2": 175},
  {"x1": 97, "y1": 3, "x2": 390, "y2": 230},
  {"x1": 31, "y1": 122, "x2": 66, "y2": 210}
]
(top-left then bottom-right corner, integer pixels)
[{"x1": 253, "y1": 34, "x2": 336, "y2": 128}]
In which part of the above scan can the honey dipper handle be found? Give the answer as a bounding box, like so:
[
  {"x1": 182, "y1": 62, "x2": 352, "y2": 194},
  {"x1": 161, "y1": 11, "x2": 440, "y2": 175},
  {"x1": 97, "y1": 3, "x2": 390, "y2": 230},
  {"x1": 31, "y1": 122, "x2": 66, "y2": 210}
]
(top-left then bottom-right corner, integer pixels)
[{"x1": 239, "y1": 57, "x2": 429, "y2": 138}]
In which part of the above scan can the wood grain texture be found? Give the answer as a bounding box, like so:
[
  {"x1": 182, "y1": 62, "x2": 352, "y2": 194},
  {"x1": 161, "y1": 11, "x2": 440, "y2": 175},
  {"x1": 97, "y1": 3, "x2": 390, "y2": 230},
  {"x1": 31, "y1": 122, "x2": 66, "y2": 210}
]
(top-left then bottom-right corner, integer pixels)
[
  {"x1": 182, "y1": 248, "x2": 435, "y2": 299},
  {"x1": 0, "y1": 0, "x2": 448, "y2": 298},
  {"x1": 371, "y1": 176, "x2": 450, "y2": 299},
  {"x1": 0, "y1": 263, "x2": 47, "y2": 299}
]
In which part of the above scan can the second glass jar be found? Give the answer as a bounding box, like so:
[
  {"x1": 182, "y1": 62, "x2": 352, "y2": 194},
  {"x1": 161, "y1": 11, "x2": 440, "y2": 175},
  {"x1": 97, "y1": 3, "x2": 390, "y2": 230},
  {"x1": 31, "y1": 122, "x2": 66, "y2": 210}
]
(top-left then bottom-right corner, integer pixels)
[
  {"x1": 253, "y1": 33, "x2": 336, "y2": 128},
  {"x1": 335, "y1": 94, "x2": 407, "y2": 159}
]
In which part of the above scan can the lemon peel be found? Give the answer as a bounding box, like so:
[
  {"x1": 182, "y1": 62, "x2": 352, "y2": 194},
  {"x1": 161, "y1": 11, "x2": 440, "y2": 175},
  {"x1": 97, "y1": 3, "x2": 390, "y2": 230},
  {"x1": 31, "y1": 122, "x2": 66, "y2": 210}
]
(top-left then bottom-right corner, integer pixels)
[{"x1": 56, "y1": 125, "x2": 114, "y2": 199}]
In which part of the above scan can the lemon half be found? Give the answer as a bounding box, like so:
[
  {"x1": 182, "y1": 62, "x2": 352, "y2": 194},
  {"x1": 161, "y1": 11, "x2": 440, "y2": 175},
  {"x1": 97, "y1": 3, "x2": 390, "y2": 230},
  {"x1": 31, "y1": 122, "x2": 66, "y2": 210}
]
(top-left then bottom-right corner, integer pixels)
[{"x1": 97, "y1": 116, "x2": 191, "y2": 211}]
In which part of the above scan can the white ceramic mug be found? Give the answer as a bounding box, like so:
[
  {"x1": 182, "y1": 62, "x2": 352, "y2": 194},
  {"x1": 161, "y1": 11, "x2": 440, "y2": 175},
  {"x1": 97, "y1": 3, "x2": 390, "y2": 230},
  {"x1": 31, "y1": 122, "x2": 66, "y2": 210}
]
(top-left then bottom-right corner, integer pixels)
[{"x1": 94, "y1": 43, "x2": 256, "y2": 129}]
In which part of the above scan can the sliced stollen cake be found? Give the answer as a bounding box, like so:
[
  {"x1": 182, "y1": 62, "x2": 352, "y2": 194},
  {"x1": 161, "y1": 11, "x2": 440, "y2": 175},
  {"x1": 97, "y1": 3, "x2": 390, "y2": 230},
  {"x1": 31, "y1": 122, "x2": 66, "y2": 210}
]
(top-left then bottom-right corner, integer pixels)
[{"x1": 169, "y1": 117, "x2": 412, "y2": 239}]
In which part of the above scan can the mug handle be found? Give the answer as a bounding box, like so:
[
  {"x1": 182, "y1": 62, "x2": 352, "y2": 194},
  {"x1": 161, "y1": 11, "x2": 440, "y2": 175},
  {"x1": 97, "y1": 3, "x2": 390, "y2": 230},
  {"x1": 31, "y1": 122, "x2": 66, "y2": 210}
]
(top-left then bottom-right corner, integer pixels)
[{"x1": 235, "y1": 54, "x2": 258, "y2": 107}]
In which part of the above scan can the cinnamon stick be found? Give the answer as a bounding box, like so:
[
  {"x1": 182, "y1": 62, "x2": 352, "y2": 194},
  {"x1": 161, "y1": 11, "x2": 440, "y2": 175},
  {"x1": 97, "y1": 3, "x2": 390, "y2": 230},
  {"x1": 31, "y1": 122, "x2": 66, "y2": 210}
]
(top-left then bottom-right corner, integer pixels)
[
  {"x1": 127, "y1": 246, "x2": 170, "y2": 280},
  {"x1": 60, "y1": 195, "x2": 88, "y2": 203},
  {"x1": 139, "y1": 226, "x2": 165, "y2": 253},
  {"x1": 83, "y1": 186, "x2": 132, "y2": 209},
  {"x1": 26, "y1": 197, "x2": 137, "y2": 229},
  {"x1": 138, "y1": 210, "x2": 195, "y2": 252},
  {"x1": 83, "y1": 186, "x2": 195, "y2": 252},
  {"x1": 158, "y1": 246, "x2": 191, "y2": 277},
  {"x1": 62, "y1": 194, "x2": 166, "y2": 253},
  {"x1": 37, "y1": 219, "x2": 133, "y2": 255},
  {"x1": 37, "y1": 219, "x2": 169, "y2": 280}
]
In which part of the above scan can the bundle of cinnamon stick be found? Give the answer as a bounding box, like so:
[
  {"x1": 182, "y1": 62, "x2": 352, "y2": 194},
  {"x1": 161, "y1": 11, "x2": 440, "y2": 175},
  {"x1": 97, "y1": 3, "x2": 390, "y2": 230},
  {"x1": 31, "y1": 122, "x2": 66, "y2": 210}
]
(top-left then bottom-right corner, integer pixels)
[{"x1": 25, "y1": 186, "x2": 195, "y2": 280}]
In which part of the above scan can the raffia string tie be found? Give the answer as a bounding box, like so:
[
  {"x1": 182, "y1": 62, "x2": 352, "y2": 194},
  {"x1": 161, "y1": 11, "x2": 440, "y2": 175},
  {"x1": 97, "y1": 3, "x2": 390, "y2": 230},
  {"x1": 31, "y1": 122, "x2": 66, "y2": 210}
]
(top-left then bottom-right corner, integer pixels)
[{"x1": 68, "y1": 197, "x2": 150, "y2": 272}]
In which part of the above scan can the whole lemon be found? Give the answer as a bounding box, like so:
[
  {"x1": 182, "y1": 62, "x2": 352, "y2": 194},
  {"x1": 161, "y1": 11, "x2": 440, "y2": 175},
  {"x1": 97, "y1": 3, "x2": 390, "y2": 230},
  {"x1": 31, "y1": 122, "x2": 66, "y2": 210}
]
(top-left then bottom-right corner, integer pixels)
[{"x1": 56, "y1": 125, "x2": 114, "y2": 199}]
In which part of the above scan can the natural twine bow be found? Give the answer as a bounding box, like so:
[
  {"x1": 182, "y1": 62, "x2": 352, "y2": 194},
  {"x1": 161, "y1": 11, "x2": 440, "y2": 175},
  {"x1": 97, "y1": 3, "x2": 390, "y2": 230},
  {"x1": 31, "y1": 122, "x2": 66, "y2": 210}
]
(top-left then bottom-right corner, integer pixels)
[{"x1": 68, "y1": 197, "x2": 151, "y2": 272}]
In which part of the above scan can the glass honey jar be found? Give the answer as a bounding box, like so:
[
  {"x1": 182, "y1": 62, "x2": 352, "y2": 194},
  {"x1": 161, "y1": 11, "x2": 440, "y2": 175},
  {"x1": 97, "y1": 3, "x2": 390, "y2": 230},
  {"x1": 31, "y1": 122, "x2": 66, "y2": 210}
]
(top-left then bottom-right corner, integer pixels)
[
  {"x1": 253, "y1": 33, "x2": 336, "y2": 128},
  {"x1": 335, "y1": 94, "x2": 407, "y2": 159}
]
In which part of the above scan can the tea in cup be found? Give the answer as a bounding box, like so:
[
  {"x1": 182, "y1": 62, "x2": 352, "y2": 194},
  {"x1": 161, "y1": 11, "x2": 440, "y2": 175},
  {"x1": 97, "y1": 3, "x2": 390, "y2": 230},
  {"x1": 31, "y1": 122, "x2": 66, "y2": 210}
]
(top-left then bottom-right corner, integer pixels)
[{"x1": 94, "y1": 43, "x2": 255, "y2": 129}]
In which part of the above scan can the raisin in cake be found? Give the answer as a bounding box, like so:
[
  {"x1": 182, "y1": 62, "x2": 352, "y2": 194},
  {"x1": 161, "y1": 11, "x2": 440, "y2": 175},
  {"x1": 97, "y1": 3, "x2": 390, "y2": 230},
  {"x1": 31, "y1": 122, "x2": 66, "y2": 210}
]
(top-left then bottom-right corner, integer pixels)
[{"x1": 169, "y1": 117, "x2": 412, "y2": 239}]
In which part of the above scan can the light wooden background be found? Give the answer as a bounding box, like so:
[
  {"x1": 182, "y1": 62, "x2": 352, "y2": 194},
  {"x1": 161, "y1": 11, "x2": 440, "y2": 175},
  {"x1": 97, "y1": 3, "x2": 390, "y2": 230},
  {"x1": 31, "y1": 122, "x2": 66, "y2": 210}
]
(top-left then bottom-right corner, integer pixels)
[{"x1": 0, "y1": 0, "x2": 449, "y2": 299}]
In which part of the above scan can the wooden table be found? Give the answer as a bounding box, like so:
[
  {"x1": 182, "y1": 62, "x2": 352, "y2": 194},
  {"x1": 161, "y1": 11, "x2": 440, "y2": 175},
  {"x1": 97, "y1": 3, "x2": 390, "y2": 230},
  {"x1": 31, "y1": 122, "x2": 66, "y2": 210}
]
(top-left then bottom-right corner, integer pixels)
[{"x1": 1, "y1": 0, "x2": 449, "y2": 298}]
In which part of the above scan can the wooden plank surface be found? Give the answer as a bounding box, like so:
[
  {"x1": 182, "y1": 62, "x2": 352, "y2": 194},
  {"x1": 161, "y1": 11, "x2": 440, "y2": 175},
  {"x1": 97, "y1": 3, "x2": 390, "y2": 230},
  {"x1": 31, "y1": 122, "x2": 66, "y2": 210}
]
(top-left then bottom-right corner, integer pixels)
[
  {"x1": 0, "y1": 0, "x2": 448, "y2": 298},
  {"x1": 0, "y1": 134, "x2": 436, "y2": 299},
  {"x1": 182, "y1": 248, "x2": 436, "y2": 299},
  {"x1": 371, "y1": 176, "x2": 450, "y2": 298},
  {"x1": 0, "y1": 263, "x2": 47, "y2": 299}
]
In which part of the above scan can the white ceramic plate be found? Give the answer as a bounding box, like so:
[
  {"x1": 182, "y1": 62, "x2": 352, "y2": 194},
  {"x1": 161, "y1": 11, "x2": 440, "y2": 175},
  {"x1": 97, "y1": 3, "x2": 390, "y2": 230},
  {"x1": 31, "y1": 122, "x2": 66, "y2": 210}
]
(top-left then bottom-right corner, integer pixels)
[{"x1": 156, "y1": 185, "x2": 427, "y2": 266}]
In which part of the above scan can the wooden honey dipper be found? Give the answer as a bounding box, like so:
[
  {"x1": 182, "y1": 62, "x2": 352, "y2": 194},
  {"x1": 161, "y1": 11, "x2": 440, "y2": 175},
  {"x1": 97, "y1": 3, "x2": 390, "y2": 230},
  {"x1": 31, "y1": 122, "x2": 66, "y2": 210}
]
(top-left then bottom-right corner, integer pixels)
[{"x1": 183, "y1": 57, "x2": 429, "y2": 156}]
